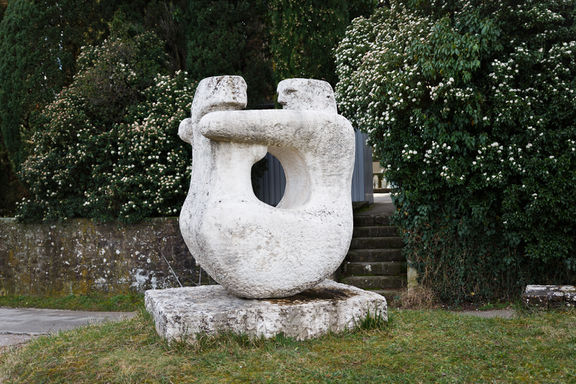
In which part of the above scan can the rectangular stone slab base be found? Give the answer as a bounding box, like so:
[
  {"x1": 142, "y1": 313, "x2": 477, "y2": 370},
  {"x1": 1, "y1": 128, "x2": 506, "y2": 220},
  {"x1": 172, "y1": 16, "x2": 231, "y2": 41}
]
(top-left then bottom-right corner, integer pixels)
[
  {"x1": 145, "y1": 280, "x2": 387, "y2": 342},
  {"x1": 523, "y1": 285, "x2": 576, "y2": 309}
]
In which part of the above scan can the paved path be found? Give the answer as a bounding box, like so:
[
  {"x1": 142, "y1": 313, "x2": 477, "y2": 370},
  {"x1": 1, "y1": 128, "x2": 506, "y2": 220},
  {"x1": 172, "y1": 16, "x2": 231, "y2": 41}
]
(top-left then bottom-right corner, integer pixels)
[
  {"x1": 0, "y1": 307, "x2": 135, "y2": 349},
  {"x1": 356, "y1": 193, "x2": 395, "y2": 217},
  {"x1": 456, "y1": 309, "x2": 516, "y2": 319},
  {"x1": 373, "y1": 193, "x2": 393, "y2": 205}
]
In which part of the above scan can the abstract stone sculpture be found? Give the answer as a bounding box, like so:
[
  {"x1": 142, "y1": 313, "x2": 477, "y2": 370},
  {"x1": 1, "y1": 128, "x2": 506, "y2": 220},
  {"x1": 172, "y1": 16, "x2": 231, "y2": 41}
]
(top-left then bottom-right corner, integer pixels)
[{"x1": 177, "y1": 76, "x2": 356, "y2": 298}]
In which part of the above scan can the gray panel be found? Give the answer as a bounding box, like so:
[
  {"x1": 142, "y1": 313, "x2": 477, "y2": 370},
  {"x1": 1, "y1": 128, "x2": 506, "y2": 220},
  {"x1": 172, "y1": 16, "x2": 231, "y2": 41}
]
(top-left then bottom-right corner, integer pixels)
[
  {"x1": 254, "y1": 153, "x2": 286, "y2": 206},
  {"x1": 362, "y1": 132, "x2": 374, "y2": 204},
  {"x1": 255, "y1": 130, "x2": 373, "y2": 205},
  {"x1": 352, "y1": 130, "x2": 375, "y2": 203}
]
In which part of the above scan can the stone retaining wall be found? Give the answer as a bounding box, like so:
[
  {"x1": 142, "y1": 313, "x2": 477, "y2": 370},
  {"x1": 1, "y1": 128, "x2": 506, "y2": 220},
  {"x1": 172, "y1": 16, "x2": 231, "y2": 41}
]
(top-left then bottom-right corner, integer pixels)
[{"x1": 0, "y1": 218, "x2": 212, "y2": 296}]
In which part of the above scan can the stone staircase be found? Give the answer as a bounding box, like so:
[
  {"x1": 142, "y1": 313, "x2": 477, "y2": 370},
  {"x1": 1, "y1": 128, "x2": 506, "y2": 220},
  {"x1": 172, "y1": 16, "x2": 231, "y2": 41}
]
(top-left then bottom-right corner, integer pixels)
[{"x1": 339, "y1": 204, "x2": 407, "y2": 304}]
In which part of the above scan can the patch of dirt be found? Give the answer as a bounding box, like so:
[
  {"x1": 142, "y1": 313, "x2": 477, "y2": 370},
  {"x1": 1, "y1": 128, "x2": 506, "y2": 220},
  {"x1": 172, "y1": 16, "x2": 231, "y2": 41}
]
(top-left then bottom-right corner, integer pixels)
[
  {"x1": 264, "y1": 287, "x2": 356, "y2": 305},
  {"x1": 440, "y1": 302, "x2": 514, "y2": 311},
  {"x1": 454, "y1": 309, "x2": 516, "y2": 319},
  {"x1": 0, "y1": 334, "x2": 34, "y2": 350}
]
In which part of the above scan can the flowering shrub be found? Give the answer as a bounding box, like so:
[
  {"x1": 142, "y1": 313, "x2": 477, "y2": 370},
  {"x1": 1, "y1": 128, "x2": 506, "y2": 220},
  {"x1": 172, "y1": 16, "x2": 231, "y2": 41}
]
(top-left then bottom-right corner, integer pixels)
[
  {"x1": 336, "y1": 0, "x2": 576, "y2": 301},
  {"x1": 18, "y1": 33, "x2": 195, "y2": 223},
  {"x1": 107, "y1": 72, "x2": 195, "y2": 223}
]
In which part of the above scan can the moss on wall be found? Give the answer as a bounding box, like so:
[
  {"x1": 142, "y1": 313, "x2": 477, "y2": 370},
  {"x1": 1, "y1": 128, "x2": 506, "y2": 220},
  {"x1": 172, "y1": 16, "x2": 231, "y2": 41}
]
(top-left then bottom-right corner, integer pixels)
[{"x1": 0, "y1": 218, "x2": 213, "y2": 296}]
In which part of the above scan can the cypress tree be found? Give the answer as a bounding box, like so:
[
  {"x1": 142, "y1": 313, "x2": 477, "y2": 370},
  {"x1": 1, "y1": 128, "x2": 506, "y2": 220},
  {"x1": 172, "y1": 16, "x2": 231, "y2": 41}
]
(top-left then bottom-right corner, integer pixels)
[{"x1": 0, "y1": 0, "x2": 104, "y2": 170}]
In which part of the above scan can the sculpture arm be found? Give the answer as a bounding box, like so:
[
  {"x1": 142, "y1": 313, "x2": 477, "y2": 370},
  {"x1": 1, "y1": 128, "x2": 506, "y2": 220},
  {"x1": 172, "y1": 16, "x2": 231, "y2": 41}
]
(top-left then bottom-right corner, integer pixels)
[{"x1": 199, "y1": 110, "x2": 353, "y2": 153}]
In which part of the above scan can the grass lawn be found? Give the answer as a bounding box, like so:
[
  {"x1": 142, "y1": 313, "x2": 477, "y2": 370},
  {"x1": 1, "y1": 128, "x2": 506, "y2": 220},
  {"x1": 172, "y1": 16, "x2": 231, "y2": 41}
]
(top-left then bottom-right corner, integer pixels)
[
  {"x1": 1, "y1": 308, "x2": 574, "y2": 383},
  {"x1": 0, "y1": 294, "x2": 143, "y2": 312}
]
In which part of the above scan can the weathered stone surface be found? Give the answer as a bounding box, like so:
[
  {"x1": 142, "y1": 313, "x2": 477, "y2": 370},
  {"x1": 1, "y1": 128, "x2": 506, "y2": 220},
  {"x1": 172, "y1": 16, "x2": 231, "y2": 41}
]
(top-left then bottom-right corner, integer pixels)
[
  {"x1": 523, "y1": 285, "x2": 576, "y2": 308},
  {"x1": 0, "y1": 217, "x2": 211, "y2": 296},
  {"x1": 277, "y1": 78, "x2": 337, "y2": 113},
  {"x1": 145, "y1": 280, "x2": 387, "y2": 342},
  {"x1": 178, "y1": 76, "x2": 356, "y2": 298}
]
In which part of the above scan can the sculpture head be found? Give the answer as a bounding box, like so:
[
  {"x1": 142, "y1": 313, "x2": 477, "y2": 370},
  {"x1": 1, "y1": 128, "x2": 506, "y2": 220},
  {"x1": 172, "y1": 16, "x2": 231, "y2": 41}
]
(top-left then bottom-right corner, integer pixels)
[
  {"x1": 277, "y1": 78, "x2": 337, "y2": 113},
  {"x1": 178, "y1": 75, "x2": 247, "y2": 145}
]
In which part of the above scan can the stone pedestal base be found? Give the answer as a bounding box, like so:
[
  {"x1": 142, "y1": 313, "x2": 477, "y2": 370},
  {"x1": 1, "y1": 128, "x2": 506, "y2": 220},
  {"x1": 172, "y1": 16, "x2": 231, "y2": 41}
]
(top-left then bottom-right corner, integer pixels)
[
  {"x1": 145, "y1": 280, "x2": 387, "y2": 342},
  {"x1": 523, "y1": 285, "x2": 576, "y2": 308}
]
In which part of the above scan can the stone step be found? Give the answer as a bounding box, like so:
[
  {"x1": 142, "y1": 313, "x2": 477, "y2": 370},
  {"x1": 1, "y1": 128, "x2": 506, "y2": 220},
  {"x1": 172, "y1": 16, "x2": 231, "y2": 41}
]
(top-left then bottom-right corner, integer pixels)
[
  {"x1": 341, "y1": 276, "x2": 407, "y2": 290},
  {"x1": 353, "y1": 215, "x2": 392, "y2": 227},
  {"x1": 341, "y1": 261, "x2": 407, "y2": 277},
  {"x1": 350, "y1": 237, "x2": 403, "y2": 250},
  {"x1": 346, "y1": 249, "x2": 404, "y2": 262},
  {"x1": 353, "y1": 225, "x2": 399, "y2": 237}
]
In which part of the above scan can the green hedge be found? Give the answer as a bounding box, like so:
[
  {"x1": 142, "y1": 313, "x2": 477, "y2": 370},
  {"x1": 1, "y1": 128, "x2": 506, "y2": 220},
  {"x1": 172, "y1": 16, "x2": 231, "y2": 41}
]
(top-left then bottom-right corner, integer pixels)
[{"x1": 335, "y1": 0, "x2": 576, "y2": 302}]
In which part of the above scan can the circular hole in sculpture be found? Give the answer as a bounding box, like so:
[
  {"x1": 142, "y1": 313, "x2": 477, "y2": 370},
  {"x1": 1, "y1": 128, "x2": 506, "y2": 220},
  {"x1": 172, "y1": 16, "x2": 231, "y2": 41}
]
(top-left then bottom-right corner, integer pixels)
[{"x1": 251, "y1": 153, "x2": 286, "y2": 207}]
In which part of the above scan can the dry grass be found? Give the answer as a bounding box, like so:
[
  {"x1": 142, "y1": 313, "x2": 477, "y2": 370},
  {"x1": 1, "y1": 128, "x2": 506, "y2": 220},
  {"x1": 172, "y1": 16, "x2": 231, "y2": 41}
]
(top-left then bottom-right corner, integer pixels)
[{"x1": 399, "y1": 286, "x2": 438, "y2": 309}]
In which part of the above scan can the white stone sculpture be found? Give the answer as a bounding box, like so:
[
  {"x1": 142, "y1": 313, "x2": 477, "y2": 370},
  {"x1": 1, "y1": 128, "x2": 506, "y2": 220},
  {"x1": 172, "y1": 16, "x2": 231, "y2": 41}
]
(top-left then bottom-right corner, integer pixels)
[{"x1": 178, "y1": 76, "x2": 355, "y2": 298}]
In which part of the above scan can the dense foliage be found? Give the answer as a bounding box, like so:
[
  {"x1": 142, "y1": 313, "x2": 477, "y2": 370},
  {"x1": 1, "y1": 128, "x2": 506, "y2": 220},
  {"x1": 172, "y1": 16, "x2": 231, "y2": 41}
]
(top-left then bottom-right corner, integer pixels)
[
  {"x1": 0, "y1": 145, "x2": 26, "y2": 216},
  {"x1": 17, "y1": 32, "x2": 195, "y2": 223},
  {"x1": 336, "y1": 0, "x2": 576, "y2": 301},
  {"x1": 269, "y1": 0, "x2": 376, "y2": 86},
  {"x1": 269, "y1": 0, "x2": 348, "y2": 85},
  {"x1": 0, "y1": 0, "x2": 106, "y2": 170},
  {"x1": 186, "y1": 0, "x2": 273, "y2": 106},
  {"x1": 112, "y1": 0, "x2": 188, "y2": 71},
  {"x1": 1, "y1": 0, "x2": 362, "y2": 220}
]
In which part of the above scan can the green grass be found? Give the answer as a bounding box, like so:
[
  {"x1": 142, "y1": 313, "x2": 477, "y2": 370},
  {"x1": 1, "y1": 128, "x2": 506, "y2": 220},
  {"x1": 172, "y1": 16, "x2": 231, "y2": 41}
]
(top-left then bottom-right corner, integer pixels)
[
  {"x1": 0, "y1": 293, "x2": 143, "y2": 312},
  {"x1": 1, "y1": 309, "x2": 575, "y2": 383}
]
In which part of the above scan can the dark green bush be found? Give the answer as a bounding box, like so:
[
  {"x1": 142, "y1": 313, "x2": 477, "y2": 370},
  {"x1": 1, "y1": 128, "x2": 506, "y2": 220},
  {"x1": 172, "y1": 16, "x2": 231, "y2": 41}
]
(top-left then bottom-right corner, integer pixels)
[
  {"x1": 335, "y1": 0, "x2": 576, "y2": 302},
  {"x1": 185, "y1": 0, "x2": 274, "y2": 106},
  {"x1": 0, "y1": 0, "x2": 108, "y2": 170},
  {"x1": 269, "y1": 0, "x2": 377, "y2": 86}
]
